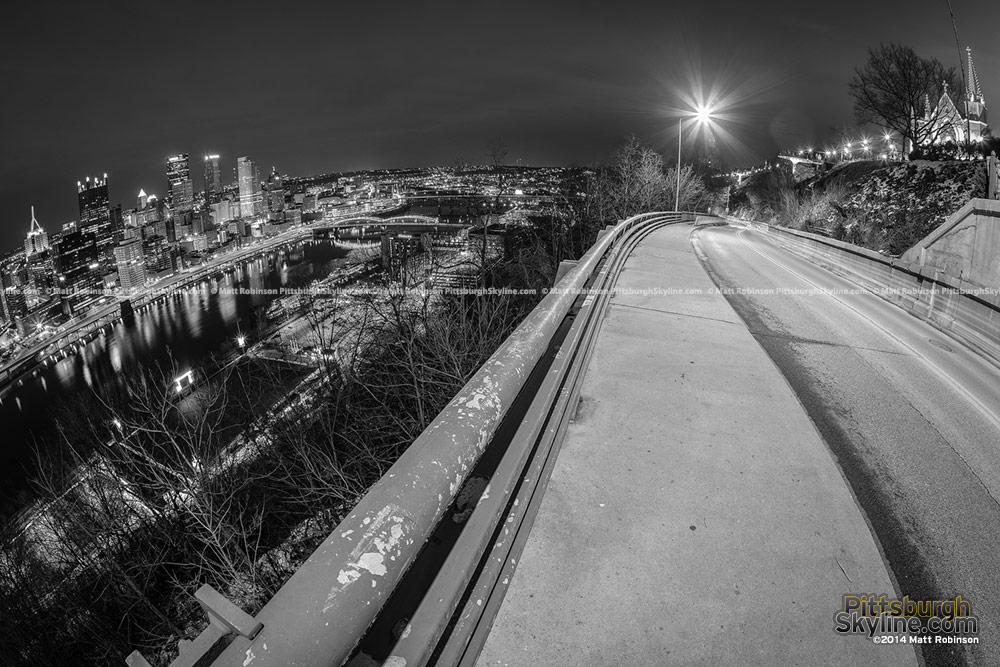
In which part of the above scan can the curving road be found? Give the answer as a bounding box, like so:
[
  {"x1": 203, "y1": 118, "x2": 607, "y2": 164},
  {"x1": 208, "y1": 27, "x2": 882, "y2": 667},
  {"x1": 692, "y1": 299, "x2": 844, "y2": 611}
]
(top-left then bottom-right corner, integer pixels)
[{"x1": 694, "y1": 224, "x2": 1000, "y2": 667}]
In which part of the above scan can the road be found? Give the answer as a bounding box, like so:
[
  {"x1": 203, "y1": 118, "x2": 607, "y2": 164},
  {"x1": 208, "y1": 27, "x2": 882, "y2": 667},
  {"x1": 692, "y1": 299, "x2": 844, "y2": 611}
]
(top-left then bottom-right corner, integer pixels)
[{"x1": 694, "y1": 224, "x2": 1000, "y2": 667}]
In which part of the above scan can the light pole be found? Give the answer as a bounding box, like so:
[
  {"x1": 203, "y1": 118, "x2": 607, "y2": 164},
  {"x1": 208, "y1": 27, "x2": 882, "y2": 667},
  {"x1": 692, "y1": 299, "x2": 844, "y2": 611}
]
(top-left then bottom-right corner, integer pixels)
[
  {"x1": 675, "y1": 117, "x2": 683, "y2": 212},
  {"x1": 675, "y1": 105, "x2": 715, "y2": 211}
]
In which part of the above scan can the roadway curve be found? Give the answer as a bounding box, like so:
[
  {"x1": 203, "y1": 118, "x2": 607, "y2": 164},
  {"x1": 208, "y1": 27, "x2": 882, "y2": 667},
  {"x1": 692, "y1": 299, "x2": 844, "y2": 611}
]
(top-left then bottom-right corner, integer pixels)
[{"x1": 693, "y1": 224, "x2": 1000, "y2": 667}]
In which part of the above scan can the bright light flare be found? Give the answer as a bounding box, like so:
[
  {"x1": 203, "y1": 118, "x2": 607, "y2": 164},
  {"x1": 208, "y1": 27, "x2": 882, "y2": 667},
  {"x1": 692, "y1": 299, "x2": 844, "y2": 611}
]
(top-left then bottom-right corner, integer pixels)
[
  {"x1": 642, "y1": 38, "x2": 796, "y2": 167},
  {"x1": 694, "y1": 104, "x2": 715, "y2": 124}
]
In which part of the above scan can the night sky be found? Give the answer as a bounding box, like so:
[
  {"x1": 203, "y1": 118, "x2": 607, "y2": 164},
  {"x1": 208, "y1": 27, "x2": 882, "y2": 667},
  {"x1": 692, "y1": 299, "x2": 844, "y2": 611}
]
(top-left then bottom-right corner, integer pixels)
[{"x1": 1, "y1": 0, "x2": 995, "y2": 252}]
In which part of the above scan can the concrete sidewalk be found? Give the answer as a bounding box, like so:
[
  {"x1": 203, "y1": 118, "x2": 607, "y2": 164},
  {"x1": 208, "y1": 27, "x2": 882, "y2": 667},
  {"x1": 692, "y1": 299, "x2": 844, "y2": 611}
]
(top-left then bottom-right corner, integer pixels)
[{"x1": 476, "y1": 221, "x2": 916, "y2": 666}]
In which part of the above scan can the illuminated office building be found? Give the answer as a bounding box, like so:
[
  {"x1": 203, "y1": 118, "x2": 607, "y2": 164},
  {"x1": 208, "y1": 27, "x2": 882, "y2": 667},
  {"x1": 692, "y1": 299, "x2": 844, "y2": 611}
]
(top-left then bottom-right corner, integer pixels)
[
  {"x1": 114, "y1": 237, "x2": 146, "y2": 292},
  {"x1": 237, "y1": 156, "x2": 264, "y2": 219},
  {"x1": 167, "y1": 154, "x2": 194, "y2": 214},
  {"x1": 52, "y1": 230, "x2": 100, "y2": 316},
  {"x1": 78, "y1": 175, "x2": 117, "y2": 272},
  {"x1": 204, "y1": 154, "x2": 222, "y2": 204}
]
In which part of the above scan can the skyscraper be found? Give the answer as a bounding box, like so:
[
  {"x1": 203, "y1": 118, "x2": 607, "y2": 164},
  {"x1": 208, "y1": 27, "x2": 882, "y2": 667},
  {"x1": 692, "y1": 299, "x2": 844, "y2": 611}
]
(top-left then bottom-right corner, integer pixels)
[
  {"x1": 265, "y1": 167, "x2": 285, "y2": 216},
  {"x1": 114, "y1": 238, "x2": 146, "y2": 293},
  {"x1": 237, "y1": 156, "x2": 264, "y2": 219},
  {"x1": 24, "y1": 207, "x2": 53, "y2": 304},
  {"x1": 52, "y1": 230, "x2": 100, "y2": 316},
  {"x1": 23, "y1": 206, "x2": 49, "y2": 256},
  {"x1": 204, "y1": 154, "x2": 222, "y2": 204},
  {"x1": 78, "y1": 175, "x2": 115, "y2": 272},
  {"x1": 166, "y1": 154, "x2": 194, "y2": 214}
]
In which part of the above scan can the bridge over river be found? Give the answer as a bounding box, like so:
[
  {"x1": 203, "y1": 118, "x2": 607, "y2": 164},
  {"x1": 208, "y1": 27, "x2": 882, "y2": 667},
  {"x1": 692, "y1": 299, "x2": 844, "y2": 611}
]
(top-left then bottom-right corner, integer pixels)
[
  {"x1": 131, "y1": 213, "x2": 1000, "y2": 667},
  {"x1": 312, "y1": 215, "x2": 471, "y2": 241}
]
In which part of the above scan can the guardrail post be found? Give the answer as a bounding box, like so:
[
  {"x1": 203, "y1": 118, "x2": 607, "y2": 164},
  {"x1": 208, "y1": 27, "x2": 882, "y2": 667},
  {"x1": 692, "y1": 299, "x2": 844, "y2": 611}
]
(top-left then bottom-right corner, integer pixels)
[
  {"x1": 194, "y1": 584, "x2": 263, "y2": 639},
  {"x1": 554, "y1": 260, "x2": 578, "y2": 285},
  {"x1": 125, "y1": 652, "x2": 154, "y2": 667},
  {"x1": 596, "y1": 223, "x2": 618, "y2": 243},
  {"x1": 125, "y1": 585, "x2": 262, "y2": 667}
]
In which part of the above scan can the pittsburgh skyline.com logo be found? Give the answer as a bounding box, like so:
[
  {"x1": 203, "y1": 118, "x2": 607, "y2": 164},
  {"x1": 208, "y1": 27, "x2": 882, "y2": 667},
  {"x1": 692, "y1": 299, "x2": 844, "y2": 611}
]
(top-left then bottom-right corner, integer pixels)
[{"x1": 834, "y1": 594, "x2": 979, "y2": 645}]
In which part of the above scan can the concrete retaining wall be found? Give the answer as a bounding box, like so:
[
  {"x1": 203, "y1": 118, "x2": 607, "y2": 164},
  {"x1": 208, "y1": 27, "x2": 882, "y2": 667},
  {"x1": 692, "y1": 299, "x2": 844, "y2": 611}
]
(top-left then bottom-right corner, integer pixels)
[
  {"x1": 726, "y1": 217, "x2": 1000, "y2": 366},
  {"x1": 900, "y1": 198, "x2": 1000, "y2": 290}
]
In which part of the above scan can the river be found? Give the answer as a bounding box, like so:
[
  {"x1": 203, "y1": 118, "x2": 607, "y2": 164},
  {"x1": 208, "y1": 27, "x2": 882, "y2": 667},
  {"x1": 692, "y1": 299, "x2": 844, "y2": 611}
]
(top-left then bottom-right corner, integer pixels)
[{"x1": 0, "y1": 239, "x2": 350, "y2": 516}]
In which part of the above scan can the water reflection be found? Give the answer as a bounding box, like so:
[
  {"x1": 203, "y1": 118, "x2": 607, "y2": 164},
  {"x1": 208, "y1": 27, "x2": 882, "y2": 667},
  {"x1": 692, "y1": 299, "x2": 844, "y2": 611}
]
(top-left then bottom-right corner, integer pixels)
[{"x1": 0, "y1": 240, "x2": 349, "y2": 509}]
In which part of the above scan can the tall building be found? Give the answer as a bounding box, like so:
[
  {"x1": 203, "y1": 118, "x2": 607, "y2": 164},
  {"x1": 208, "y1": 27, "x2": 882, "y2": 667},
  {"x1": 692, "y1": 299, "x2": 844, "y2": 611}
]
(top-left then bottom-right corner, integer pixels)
[
  {"x1": 78, "y1": 175, "x2": 115, "y2": 272},
  {"x1": 204, "y1": 154, "x2": 222, "y2": 204},
  {"x1": 167, "y1": 154, "x2": 194, "y2": 214},
  {"x1": 138, "y1": 188, "x2": 148, "y2": 209},
  {"x1": 52, "y1": 230, "x2": 100, "y2": 316},
  {"x1": 237, "y1": 156, "x2": 264, "y2": 219},
  {"x1": 2, "y1": 284, "x2": 28, "y2": 330},
  {"x1": 109, "y1": 204, "x2": 124, "y2": 246},
  {"x1": 23, "y1": 206, "x2": 49, "y2": 256},
  {"x1": 265, "y1": 167, "x2": 285, "y2": 216},
  {"x1": 23, "y1": 208, "x2": 54, "y2": 305},
  {"x1": 113, "y1": 238, "x2": 146, "y2": 293},
  {"x1": 142, "y1": 234, "x2": 175, "y2": 277},
  {"x1": 210, "y1": 199, "x2": 237, "y2": 225}
]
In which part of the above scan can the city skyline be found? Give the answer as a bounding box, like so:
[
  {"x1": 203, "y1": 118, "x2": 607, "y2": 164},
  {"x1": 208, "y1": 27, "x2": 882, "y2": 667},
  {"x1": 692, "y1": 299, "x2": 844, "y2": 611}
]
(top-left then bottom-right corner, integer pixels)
[{"x1": 3, "y1": 0, "x2": 998, "y2": 252}]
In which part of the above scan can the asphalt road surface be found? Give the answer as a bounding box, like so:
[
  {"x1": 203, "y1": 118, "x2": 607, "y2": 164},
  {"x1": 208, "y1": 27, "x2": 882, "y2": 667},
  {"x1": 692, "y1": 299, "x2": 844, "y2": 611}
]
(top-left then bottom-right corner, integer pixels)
[{"x1": 693, "y1": 224, "x2": 1000, "y2": 667}]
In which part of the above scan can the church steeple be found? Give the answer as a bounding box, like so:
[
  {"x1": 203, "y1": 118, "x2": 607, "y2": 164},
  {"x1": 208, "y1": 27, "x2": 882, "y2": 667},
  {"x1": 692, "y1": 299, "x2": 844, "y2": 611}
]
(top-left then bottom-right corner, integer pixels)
[
  {"x1": 964, "y1": 46, "x2": 987, "y2": 128},
  {"x1": 967, "y1": 46, "x2": 984, "y2": 102}
]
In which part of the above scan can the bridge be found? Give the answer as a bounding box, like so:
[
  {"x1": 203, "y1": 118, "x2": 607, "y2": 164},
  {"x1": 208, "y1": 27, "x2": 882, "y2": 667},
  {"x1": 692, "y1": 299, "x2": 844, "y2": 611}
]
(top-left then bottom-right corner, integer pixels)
[
  {"x1": 313, "y1": 215, "x2": 469, "y2": 240},
  {"x1": 129, "y1": 211, "x2": 1000, "y2": 667},
  {"x1": 776, "y1": 151, "x2": 825, "y2": 182}
]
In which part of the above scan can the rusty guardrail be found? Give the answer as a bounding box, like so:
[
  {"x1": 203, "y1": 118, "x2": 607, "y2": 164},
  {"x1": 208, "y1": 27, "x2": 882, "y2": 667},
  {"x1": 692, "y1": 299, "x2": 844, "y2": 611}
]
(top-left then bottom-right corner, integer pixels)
[{"x1": 129, "y1": 211, "x2": 695, "y2": 667}]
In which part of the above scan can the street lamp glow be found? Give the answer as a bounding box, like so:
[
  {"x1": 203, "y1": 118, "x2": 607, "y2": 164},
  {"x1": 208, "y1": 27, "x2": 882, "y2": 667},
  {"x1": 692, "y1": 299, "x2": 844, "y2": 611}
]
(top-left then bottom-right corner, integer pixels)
[
  {"x1": 694, "y1": 104, "x2": 715, "y2": 124},
  {"x1": 675, "y1": 104, "x2": 717, "y2": 211}
]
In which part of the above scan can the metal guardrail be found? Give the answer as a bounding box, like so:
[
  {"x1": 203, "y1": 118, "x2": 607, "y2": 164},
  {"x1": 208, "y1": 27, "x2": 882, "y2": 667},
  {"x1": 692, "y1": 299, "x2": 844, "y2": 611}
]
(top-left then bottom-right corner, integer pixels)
[
  {"x1": 128, "y1": 211, "x2": 695, "y2": 667},
  {"x1": 387, "y1": 214, "x2": 690, "y2": 667}
]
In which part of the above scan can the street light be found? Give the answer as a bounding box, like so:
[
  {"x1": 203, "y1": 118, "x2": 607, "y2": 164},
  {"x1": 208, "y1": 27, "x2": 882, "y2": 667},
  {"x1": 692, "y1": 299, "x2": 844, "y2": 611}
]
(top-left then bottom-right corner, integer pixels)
[
  {"x1": 676, "y1": 104, "x2": 716, "y2": 211},
  {"x1": 883, "y1": 132, "x2": 894, "y2": 158}
]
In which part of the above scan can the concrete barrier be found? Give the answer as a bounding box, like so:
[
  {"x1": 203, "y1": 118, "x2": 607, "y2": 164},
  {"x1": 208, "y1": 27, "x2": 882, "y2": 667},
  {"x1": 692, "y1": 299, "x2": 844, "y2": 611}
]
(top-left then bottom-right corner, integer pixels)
[{"x1": 726, "y1": 217, "x2": 1000, "y2": 366}]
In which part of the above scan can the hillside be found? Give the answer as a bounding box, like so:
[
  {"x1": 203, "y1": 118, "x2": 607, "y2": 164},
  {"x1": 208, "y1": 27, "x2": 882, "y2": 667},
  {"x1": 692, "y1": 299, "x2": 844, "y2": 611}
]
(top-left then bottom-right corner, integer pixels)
[{"x1": 730, "y1": 159, "x2": 987, "y2": 256}]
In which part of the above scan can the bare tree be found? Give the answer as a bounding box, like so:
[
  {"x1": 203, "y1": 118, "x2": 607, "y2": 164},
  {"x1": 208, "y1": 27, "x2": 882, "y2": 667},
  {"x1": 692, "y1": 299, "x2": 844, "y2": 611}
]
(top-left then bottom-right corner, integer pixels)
[
  {"x1": 480, "y1": 137, "x2": 510, "y2": 287},
  {"x1": 664, "y1": 164, "x2": 711, "y2": 212},
  {"x1": 607, "y1": 135, "x2": 669, "y2": 218},
  {"x1": 849, "y1": 43, "x2": 960, "y2": 156}
]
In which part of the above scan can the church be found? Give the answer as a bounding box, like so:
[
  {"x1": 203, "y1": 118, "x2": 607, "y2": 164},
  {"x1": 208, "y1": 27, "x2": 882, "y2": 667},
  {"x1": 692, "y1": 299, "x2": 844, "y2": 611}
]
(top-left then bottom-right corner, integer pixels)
[{"x1": 921, "y1": 47, "x2": 989, "y2": 146}]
